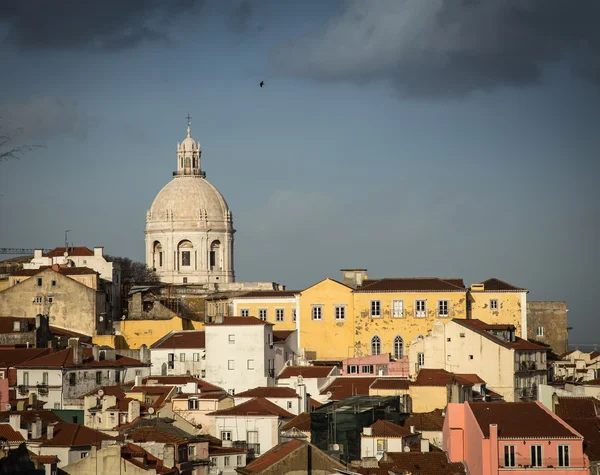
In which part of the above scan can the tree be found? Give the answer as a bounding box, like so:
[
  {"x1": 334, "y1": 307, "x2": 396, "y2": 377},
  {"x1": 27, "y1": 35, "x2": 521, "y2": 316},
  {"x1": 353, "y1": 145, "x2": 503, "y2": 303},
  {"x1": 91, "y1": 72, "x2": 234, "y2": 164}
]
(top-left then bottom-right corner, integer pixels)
[
  {"x1": 106, "y1": 255, "x2": 159, "y2": 284},
  {"x1": 0, "y1": 121, "x2": 41, "y2": 162}
]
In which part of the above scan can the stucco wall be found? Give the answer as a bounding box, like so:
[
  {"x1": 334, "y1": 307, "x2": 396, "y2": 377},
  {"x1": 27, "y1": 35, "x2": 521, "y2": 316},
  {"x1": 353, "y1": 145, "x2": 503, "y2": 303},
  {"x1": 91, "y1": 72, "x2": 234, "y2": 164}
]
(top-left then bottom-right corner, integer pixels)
[
  {"x1": 469, "y1": 290, "x2": 526, "y2": 337},
  {"x1": 150, "y1": 348, "x2": 206, "y2": 377},
  {"x1": 527, "y1": 301, "x2": 568, "y2": 355},
  {"x1": 232, "y1": 297, "x2": 297, "y2": 331},
  {"x1": 210, "y1": 415, "x2": 279, "y2": 456}
]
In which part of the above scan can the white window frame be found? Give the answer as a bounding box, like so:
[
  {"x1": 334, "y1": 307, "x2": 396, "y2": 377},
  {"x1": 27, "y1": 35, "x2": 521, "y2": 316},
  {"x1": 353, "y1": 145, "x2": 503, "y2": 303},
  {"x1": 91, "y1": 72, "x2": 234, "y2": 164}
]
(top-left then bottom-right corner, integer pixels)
[
  {"x1": 180, "y1": 353, "x2": 186, "y2": 362},
  {"x1": 536, "y1": 326, "x2": 544, "y2": 337},
  {"x1": 417, "y1": 353, "x2": 425, "y2": 368},
  {"x1": 258, "y1": 308, "x2": 267, "y2": 321},
  {"x1": 376, "y1": 439, "x2": 387, "y2": 453},
  {"x1": 292, "y1": 308, "x2": 297, "y2": 322},
  {"x1": 392, "y1": 300, "x2": 404, "y2": 318},
  {"x1": 247, "y1": 359, "x2": 254, "y2": 370},
  {"x1": 240, "y1": 309, "x2": 250, "y2": 317},
  {"x1": 228, "y1": 360, "x2": 235, "y2": 370},
  {"x1": 362, "y1": 365, "x2": 374, "y2": 374},
  {"x1": 490, "y1": 299, "x2": 499, "y2": 310},
  {"x1": 370, "y1": 300, "x2": 381, "y2": 318},
  {"x1": 287, "y1": 401, "x2": 292, "y2": 409},
  {"x1": 348, "y1": 364, "x2": 358, "y2": 374},
  {"x1": 371, "y1": 336, "x2": 381, "y2": 356},
  {"x1": 275, "y1": 308, "x2": 285, "y2": 322},
  {"x1": 34, "y1": 296, "x2": 43, "y2": 304},
  {"x1": 530, "y1": 445, "x2": 543, "y2": 467},
  {"x1": 221, "y1": 431, "x2": 232, "y2": 441},
  {"x1": 228, "y1": 334, "x2": 235, "y2": 344},
  {"x1": 558, "y1": 445, "x2": 570, "y2": 467},
  {"x1": 504, "y1": 445, "x2": 516, "y2": 467},
  {"x1": 393, "y1": 335, "x2": 404, "y2": 359},
  {"x1": 193, "y1": 353, "x2": 200, "y2": 362},
  {"x1": 438, "y1": 300, "x2": 449, "y2": 317},
  {"x1": 415, "y1": 300, "x2": 427, "y2": 318},
  {"x1": 334, "y1": 305, "x2": 346, "y2": 320},
  {"x1": 312, "y1": 305, "x2": 323, "y2": 321}
]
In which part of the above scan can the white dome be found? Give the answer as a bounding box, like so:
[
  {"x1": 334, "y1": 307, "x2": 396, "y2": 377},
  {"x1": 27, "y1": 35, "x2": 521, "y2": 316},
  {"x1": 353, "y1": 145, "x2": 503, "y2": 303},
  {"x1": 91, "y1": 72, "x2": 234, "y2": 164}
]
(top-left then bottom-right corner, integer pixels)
[
  {"x1": 180, "y1": 136, "x2": 199, "y2": 151},
  {"x1": 148, "y1": 176, "x2": 231, "y2": 228}
]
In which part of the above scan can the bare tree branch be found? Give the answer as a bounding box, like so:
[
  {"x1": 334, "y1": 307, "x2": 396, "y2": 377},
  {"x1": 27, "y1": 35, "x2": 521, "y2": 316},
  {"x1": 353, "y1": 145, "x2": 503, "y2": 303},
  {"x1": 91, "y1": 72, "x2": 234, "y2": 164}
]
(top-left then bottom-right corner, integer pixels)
[{"x1": 0, "y1": 121, "x2": 43, "y2": 162}]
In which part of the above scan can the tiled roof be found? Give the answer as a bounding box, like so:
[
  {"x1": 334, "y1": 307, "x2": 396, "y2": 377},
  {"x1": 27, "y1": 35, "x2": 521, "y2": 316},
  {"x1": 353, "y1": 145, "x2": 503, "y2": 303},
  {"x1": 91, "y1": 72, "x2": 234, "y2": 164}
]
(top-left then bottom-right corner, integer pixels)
[
  {"x1": 39, "y1": 423, "x2": 116, "y2": 447},
  {"x1": 208, "y1": 445, "x2": 246, "y2": 455},
  {"x1": 150, "y1": 331, "x2": 205, "y2": 349},
  {"x1": 320, "y1": 377, "x2": 377, "y2": 400},
  {"x1": 0, "y1": 410, "x2": 62, "y2": 425},
  {"x1": 413, "y1": 369, "x2": 474, "y2": 387},
  {"x1": 281, "y1": 412, "x2": 311, "y2": 432},
  {"x1": 121, "y1": 443, "x2": 175, "y2": 474},
  {"x1": 383, "y1": 451, "x2": 466, "y2": 475},
  {"x1": 83, "y1": 385, "x2": 126, "y2": 398},
  {"x1": 235, "y1": 387, "x2": 298, "y2": 398},
  {"x1": 142, "y1": 376, "x2": 223, "y2": 392},
  {"x1": 16, "y1": 347, "x2": 146, "y2": 369},
  {"x1": 356, "y1": 278, "x2": 466, "y2": 293},
  {"x1": 0, "y1": 348, "x2": 51, "y2": 367},
  {"x1": 204, "y1": 316, "x2": 272, "y2": 326},
  {"x1": 455, "y1": 374, "x2": 485, "y2": 385},
  {"x1": 279, "y1": 366, "x2": 335, "y2": 379},
  {"x1": 469, "y1": 402, "x2": 581, "y2": 439},
  {"x1": 28, "y1": 452, "x2": 59, "y2": 464},
  {"x1": 127, "y1": 426, "x2": 187, "y2": 444},
  {"x1": 11, "y1": 266, "x2": 98, "y2": 277},
  {"x1": 369, "y1": 378, "x2": 410, "y2": 390},
  {"x1": 310, "y1": 397, "x2": 323, "y2": 409},
  {"x1": 403, "y1": 409, "x2": 446, "y2": 432},
  {"x1": 242, "y1": 438, "x2": 304, "y2": 473},
  {"x1": 207, "y1": 397, "x2": 293, "y2": 418},
  {"x1": 43, "y1": 247, "x2": 94, "y2": 257},
  {"x1": 175, "y1": 391, "x2": 229, "y2": 400},
  {"x1": 555, "y1": 397, "x2": 600, "y2": 420},
  {"x1": 590, "y1": 351, "x2": 600, "y2": 360},
  {"x1": 121, "y1": 417, "x2": 197, "y2": 441},
  {"x1": 0, "y1": 317, "x2": 35, "y2": 333},
  {"x1": 452, "y1": 319, "x2": 547, "y2": 351},
  {"x1": 237, "y1": 290, "x2": 299, "y2": 298},
  {"x1": 0, "y1": 423, "x2": 25, "y2": 442},
  {"x1": 273, "y1": 330, "x2": 295, "y2": 343},
  {"x1": 365, "y1": 419, "x2": 413, "y2": 438},
  {"x1": 475, "y1": 278, "x2": 526, "y2": 292},
  {"x1": 562, "y1": 418, "x2": 600, "y2": 461}
]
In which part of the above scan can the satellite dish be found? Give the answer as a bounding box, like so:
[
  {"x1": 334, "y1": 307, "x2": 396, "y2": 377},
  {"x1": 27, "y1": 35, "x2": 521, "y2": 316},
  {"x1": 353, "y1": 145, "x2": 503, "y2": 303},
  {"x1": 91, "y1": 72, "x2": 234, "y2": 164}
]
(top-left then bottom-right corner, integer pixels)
[
  {"x1": 297, "y1": 375, "x2": 304, "y2": 384},
  {"x1": 326, "y1": 391, "x2": 332, "y2": 398},
  {"x1": 121, "y1": 315, "x2": 126, "y2": 320},
  {"x1": 98, "y1": 389, "x2": 104, "y2": 397},
  {"x1": 4, "y1": 404, "x2": 11, "y2": 411},
  {"x1": 99, "y1": 316, "x2": 104, "y2": 322},
  {"x1": 404, "y1": 445, "x2": 411, "y2": 452},
  {"x1": 148, "y1": 407, "x2": 155, "y2": 414},
  {"x1": 332, "y1": 444, "x2": 340, "y2": 451},
  {"x1": 63, "y1": 252, "x2": 68, "y2": 257}
]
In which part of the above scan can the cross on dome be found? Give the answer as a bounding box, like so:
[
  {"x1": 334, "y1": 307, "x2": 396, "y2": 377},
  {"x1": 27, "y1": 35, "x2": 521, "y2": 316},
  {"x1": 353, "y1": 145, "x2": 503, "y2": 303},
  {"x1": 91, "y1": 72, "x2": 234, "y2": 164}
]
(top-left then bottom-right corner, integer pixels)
[{"x1": 186, "y1": 113, "x2": 192, "y2": 137}]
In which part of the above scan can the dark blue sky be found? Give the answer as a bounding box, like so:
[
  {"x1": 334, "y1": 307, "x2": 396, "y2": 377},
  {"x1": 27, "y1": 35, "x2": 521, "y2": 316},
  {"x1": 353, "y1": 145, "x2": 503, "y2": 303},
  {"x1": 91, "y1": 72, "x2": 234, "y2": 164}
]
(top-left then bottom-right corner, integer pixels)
[{"x1": 1, "y1": 1, "x2": 599, "y2": 345}]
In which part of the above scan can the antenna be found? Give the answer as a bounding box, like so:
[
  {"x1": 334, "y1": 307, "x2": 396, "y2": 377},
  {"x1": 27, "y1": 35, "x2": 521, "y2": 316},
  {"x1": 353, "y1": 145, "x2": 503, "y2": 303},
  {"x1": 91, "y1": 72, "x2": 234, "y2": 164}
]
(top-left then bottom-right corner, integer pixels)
[
  {"x1": 98, "y1": 389, "x2": 104, "y2": 397},
  {"x1": 64, "y1": 230, "x2": 70, "y2": 249}
]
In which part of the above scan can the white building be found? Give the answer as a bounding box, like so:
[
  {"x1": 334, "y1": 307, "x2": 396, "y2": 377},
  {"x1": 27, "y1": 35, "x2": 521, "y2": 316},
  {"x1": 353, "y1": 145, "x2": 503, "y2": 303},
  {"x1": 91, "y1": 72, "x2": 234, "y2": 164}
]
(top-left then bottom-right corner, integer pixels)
[
  {"x1": 150, "y1": 330, "x2": 206, "y2": 377},
  {"x1": 204, "y1": 316, "x2": 276, "y2": 395},
  {"x1": 234, "y1": 385, "x2": 309, "y2": 416},
  {"x1": 277, "y1": 365, "x2": 340, "y2": 401},
  {"x1": 209, "y1": 446, "x2": 247, "y2": 475},
  {"x1": 207, "y1": 397, "x2": 293, "y2": 458},
  {"x1": 361, "y1": 420, "x2": 421, "y2": 460},
  {"x1": 145, "y1": 118, "x2": 234, "y2": 285},
  {"x1": 409, "y1": 319, "x2": 548, "y2": 402}
]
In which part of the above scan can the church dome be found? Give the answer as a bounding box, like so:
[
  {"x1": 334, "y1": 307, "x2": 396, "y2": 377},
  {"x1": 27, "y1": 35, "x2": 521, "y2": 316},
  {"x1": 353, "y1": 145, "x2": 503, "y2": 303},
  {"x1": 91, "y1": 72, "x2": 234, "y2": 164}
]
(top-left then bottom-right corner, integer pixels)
[
  {"x1": 180, "y1": 135, "x2": 199, "y2": 151},
  {"x1": 148, "y1": 176, "x2": 231, "y2": 228}
]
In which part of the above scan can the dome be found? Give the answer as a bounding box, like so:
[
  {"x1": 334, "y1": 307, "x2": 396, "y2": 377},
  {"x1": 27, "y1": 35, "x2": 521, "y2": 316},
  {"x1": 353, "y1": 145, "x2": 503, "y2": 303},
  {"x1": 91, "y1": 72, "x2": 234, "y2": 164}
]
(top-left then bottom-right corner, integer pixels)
[
  {"x1": 180, "y1": 135, "x2": 199, "y2": 151},
  {"x1": 148, "y1": 176, "x2": 231, "y2": 227}
]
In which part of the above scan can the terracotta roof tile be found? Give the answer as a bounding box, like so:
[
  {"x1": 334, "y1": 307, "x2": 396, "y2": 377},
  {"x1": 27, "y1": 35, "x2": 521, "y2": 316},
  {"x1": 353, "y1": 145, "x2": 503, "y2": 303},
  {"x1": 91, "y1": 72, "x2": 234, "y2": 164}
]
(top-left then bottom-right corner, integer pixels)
[
  {"x1": 204, "y1": 316, "x2": 273, "y2": 326},
  {"x1": 0, "y1": 348, "x2": 51, "y2": 367},
  {"x1": 235, "y1": 387, "x2": 298, "y2": 398},
  {"x1": 356, "y1": 278, "x2": 466, "y2": 293},
  {"x1": 208, "y1": 445, "x2": 246, "y2": 455},
  {"x1": 11, "y1": 266, "x2": 98, "y2": 277},
  {"x1": 413, "y1": 369, "x2": 474, "y2": 387},
  {"x1": 150, "y1": 331, "x2": 205, "y2": 349},
  {"x1": 28, "y1": 452, "x2": 59, "y2": 464},
  {"x1": 237, "y1": 290, "x2": 299, "y2": 298},
  {"x1": 383, "y1": 451, "x2": 466, "y2": 475},
  {"x1": 242, "y1": 438, "x2": 304, "y2": 473},
  {"x1": 142, "y1": 376, "x2": 223, "y2": 392},
  {"x1": 555, "y1": 397, "x2": 600, "y2": 420},
  {"x1": 272, "y1": 330, "x2": 294, "y2": 343},
  {"x1": 0, "y1": 423, "x2": 25, "y2": 442},
  {"x1": 0, "y1": 317, "x2": 35, "y2": 333},
  {"x1": 16, "y1": 347, "x2": 146, "y2": 369},
  {"x1": 469, "y1": 402, "x2": 581, "y2": 439},
  {"x1": 281, "y1": 412, "x2": 311, "y2": 432},
  {"x1": 320, "y1": 377, "x2": 377, "y2": 400},
  {"x1": 127, "y1": 426, "x2": 187, "y2": 444},
  {"x1": 365, "y1": 419, "x2": 413, "y2": 438},
  {"x1": 562, "y1": 418, "x2": 600, "y2": 461},
  {"x1": 369, "y1": 378, "x2": 410, "y2": 390},
  {"x1": 43, "y1": 247, "x2": 94, "y2": 257},
  {"x1": 475, "y1": 278, "x2": 526, "y2": 292},
  {"x1": 452, "y1": 319, "x2": 547, "y2": 351},
  {"x1": 456, "y1": 374, "x2": 485, "y2": 385},
  {"x1": 40, "y1": 422, "x2": 116, "y2": 447},
  {"x1": 0, "y1": 410, "x2": 62, "y2": 425},
  {"x1": 403, "y1": 409, "x2": 445, "y2": 432},
  {"x1": 207, "y1": 397, "x2": 293, "y2": 418},
  {"x1": 279, "y1": 366, "x2": 335, "y2": 379}
]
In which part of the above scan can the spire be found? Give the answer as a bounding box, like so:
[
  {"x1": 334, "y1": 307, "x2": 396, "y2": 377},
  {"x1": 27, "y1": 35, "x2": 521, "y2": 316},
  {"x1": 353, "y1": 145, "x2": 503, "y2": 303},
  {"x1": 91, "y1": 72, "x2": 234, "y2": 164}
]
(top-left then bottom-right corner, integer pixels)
[{"x1": 186, "y1": 113, "x2": 192, "y2": 137}]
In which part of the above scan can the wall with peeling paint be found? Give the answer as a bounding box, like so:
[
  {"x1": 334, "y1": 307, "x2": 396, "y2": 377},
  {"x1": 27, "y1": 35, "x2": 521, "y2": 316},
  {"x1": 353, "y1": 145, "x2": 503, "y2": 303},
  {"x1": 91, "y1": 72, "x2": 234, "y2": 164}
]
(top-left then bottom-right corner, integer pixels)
[
  {"x1": 469, "y1": 290, "x2": 526, "y2": 337},
  {"x1": 231, "y1": 296, "x2": 298, "y2": 331}
]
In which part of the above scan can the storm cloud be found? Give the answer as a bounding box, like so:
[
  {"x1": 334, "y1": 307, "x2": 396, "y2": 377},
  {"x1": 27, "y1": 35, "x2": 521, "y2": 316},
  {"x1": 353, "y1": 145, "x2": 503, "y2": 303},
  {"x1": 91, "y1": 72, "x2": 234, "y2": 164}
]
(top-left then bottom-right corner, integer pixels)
[{"x1": 272, "y1": 0, "x2": 600, "y2": 97}]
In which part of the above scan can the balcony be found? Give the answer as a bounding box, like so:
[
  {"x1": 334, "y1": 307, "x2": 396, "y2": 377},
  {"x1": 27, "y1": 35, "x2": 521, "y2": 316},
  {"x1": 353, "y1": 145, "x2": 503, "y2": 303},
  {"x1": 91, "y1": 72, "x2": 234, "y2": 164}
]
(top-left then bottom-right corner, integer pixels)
[
  {"x1": 18, "y1": 384, "x2": 28, "y2": 395},
  {"x1": 516, "y1": 361, "x2": 545, "y2": 372},
  {"x1": 173, "y1": 170, "x2": 206, "y2": 178},
  {"x1": 516, "y1": 385, "x2": 538, "y2": 400},
  {"x1": 232, "y1": 441, "x2": 260, "y2": 458},
  {"x1": 267, "y1": 369, "x2": 275, "y2": 378},
  {"x1": 37, "y1": 384, "x2": 49, "y2": 396}
]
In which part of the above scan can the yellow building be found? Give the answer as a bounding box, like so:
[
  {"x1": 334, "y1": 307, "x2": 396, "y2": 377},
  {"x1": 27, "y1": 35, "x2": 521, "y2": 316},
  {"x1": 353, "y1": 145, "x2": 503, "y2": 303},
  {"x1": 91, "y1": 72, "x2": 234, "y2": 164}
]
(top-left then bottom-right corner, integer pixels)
[
  {"x1": 230, "y1": 290, "x2": 299, "y2": 331},
  {"x1": 468, "y1": 278, "x2": 528, "y2": 338}
]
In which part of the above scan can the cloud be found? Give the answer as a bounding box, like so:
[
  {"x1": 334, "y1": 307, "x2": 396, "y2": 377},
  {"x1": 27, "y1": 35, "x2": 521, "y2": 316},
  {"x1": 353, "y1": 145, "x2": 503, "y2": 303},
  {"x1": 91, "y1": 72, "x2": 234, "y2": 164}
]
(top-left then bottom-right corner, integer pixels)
[
  {"x1": 0, "y1": 0, "x2": 205, "y2": 51},
  {"x1": 272, "y1": 0, "x2": 600, "y2": 97},
  {"x1": 226, "y1": 0, "x2": 265, "y2": 34},
  {"x1": 1, "y1": 96, "x2": 88, "y2": 141}
]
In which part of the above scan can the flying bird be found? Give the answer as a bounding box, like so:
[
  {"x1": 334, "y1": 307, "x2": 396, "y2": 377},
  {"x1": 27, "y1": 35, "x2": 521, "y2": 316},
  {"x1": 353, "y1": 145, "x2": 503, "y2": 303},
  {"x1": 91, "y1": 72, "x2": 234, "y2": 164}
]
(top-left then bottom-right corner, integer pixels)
[{"x1": 259, "y1": 81, "x2": 265, "y2": 87}]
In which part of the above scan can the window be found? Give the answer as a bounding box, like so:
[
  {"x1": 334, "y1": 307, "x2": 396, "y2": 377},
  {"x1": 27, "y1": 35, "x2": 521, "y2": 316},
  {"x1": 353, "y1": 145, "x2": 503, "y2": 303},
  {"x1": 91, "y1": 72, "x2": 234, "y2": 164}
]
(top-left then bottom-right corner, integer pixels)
[
  {"x1": 370, "y1": 300, "x2": 381, "y2": 318},
  {"x1": 42, "y1": 372, "x2": 48, "y2": 385},
  {"x1": 558, "y1": 445, "x2": 570, "y2": 467},
  {"x1": 247, "y1": 359, "x2": 254, "y2": 370},
  {"x1": 504, "y1": 445, "x2": 516, "y2": 467},
  {"x1": 377, "y1": 439, "x2": 387, "y2": 453},
  {"x1": 188, "y1": 399, "x2": 199, "y2": 410},
  {"x1": 415, "y1": 300, "x2": 426, "y2": 318},
  {"x1": 312, "y1": 305, "x2": 323, "y2": 320},
  {"x1": 371, "y1": 336, "x2": 381, "y2": 355},
  {"x1": 228, "y1": 360, "x2": 235, "y2": 370},
  {"x1": 392, "y1": 300, "x2": 404, "y2": 318},
  {"x1": 181, "y1": 251, "x2": 191, "y2": 266},
  {"x1": 80, "y1": 452, "x2": 89, "y2": 459},
  {"x1": 240, "y1": 309, "x2": 250, "y2": 317},
  {"x1": 460, "y1": 333, "x2": 465, "y2": 338},
  {"x1": 228, "y1": 389, "x2": 235, "y2": 395},
  {"x1": 292, "y1": 308, "x2": 297, "y2": 322},
  {"x1": 135, "y1": 370, "x2": 141, "y2": 376},
  {"x1": 34, "y1": 296, "x2": 43, "y2": 304},
  {"x1": 237, "y1": 455, "x2": 242, "y2": 466},
  {"x1": 276, "y1": 308, "x2": 285, "y2": 322},
  {"x1": 201, "y1": 370, "x2": 206, "y2": 378},
  {"x1": 51, "y1": 280, "x2": 56, "y2": 287},
  {"x1": 258, "y1": 309, "x2": 267, "y2": 321},
  {"x1": 362, "y1": 365, "x2": 374, "y2": 374},
  {"x1": 23, "y1": 372, "x2": 29, "y2": 386},
  {"x1": 348, "y1": 365, "x2": 358, "y2": 374},
  {"x1": 536, "y1": 327, "x2": 544, "y2": 337},
  {"x1": 210, "y1": 457, "x2": 217, "y2": 466},
  {"x1": 47, "y1": 296, "x2": 54, "y2": 303},
  {"x1": 115, "y1": 370, "x2": 121, "y2": 383},
  {"x1": 221, "y1": 431, "x2": 232, "y2": 441},
  {"x1": 334, "y1": 305, "x2": 346, "y2": 320},
  {"x1": 69, "y1": 373, "x2": 76, "y2": 386},
  {"x1": 193, "y1": 353, "x2": 200, "y2": 362},
  {"x1": 224, "y1": 456, "x2": 230, "y2": 467},
  {"x1": 183, "y1": 277, "x2": 188, "y2": 284},
  {"x1": 54, "y1": 403, "x2": 60, "y2": 409},
  {"x1": 490, "y1": 299, "x2": 498, "y2": 310},
  {"x1": 393, "y1": 335, "x2": 404, "y2": 359},
  {"x1": 180, "y1": 353, "x2": 186, "y2": 362},
  {"x1": 438, "y1": 300, "x2": 449, "y2": 317},
  {"x1": 228, "y1": 334, "x2": 235, "y2": 344},
  {"x1": 0, "y1": 372, "x2": 3, "y2": 379},
  {"x1": 531, "y1": 445, "x2": 542, "y2": 467},
  {"x1": 37, "y1": 278, "x2": 42, "y2": 287},
  {"x1": 469, "y1": 355, "x2": 474, "y2": 360},
  {"x1": 188, "y1": 445, "x2": 196, "y2": 457},
  {"x1": 287, "y1": 401, "x2": 292, "y2": 409},
  {"x1": 268, "y1": 333, "x2": 273, "y2": 346},
  {"x1": 168, "y1": 353, "x2": 175, "y2": 369},
  {"x1": 96, "y1": 372, "x2": 102, "y2": 384},
  {"x1": 417, "y1": 353, "x2": 425, "y2": 368}
]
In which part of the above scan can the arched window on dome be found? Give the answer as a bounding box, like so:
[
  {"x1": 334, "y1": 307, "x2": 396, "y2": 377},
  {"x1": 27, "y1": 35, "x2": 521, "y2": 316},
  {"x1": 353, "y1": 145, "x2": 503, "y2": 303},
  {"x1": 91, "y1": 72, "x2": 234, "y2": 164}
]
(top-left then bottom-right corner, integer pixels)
[
  {"x1": 393, "y1": 335, "x2": 404, "y2": 359},
  {"x1": 178, "y1": 240, "x2": 194, "y2": 269},
  {"x1": 152, "y1": 241, "x2": 163, "y2": 270},
  {"x1": 185, "y1": 156, "x2": 191, "y2": 169},
  {"x1": 210, "y1": 240, "x2": 221, "y2": 271},
  {"x1": 371, "y1": 335, "x2": 381, "y2": 356}
]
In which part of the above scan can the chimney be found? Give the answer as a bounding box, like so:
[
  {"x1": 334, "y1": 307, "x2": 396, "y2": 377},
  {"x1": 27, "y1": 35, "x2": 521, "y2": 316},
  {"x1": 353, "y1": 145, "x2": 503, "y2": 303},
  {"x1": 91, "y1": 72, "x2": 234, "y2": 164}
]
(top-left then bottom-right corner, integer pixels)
[
  {"x1": 9, "y1": 414, "x2": 21, "y2": 432},
  {"x1": 94, "y1": 247, "x2": 104, "y2": 258},
  {"x1": 13, "y1": 321, "x2": 20, "y2": 332},
  {"x1": 128, "y1": 400, "x2": 140, "y2": 423},
  {"x1": 410, "y1": 425, "x2": 416, "y2": 434},
  {"x1": 68, "y1": 338, "x2": 80, "y2": 348},
  {"x1": 296, "y1": 383, "x2": 308, "y2": 414},
  {"x1": 138, "y1": 345, "x2": 150, "y2": 364},
  {"x1": 30, "y1": 417, "x2": 42, "y2": 440},
  {"x1": 135, "y1": 375, "x2": 143, "y2": 387},
  {"x1": 341, "y1": 269, "x2": 368, "y2": 288},
  {"x1": 28, "y1": 393, "x2": 37, "y2": 407},
  {"x1": 489, "y1": 423, "x2": 499, "y2": 475},
  {"x1": 34, "y1": 249, "x2": 42, "y2": 259},
  {"x1": 73, "y1": 345, "x2": 83, "y2": 366},
  {"x1": 420, "y1": 439, "x2": 429, "y2": 453},
  {"x1": 92, "y1": 345, "x2": 99, "y2": 361},
  {"x1": 363, "y1": 426, "x2": 372, "y2": 436},
  {"x1": 47, "y1": 422, "x2": 56, "y2": 440},
  {"x1": 162, "y1": 444, "x2": 175, "y2": 468},
  {"x1": 215, "y1": 315, "x2": 224, "y2": 324},
  {"x1": 51, "y1": 264, "x2": 60, "y2": 272}
]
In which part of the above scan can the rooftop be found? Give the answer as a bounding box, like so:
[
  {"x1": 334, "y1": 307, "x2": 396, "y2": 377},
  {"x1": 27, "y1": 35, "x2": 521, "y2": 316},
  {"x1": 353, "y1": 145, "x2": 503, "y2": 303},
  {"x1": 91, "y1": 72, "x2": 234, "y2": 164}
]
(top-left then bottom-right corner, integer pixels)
[
  {"x1": 235, "y1": 387, "x2": 299, "y2": 398},
  {"x1": 413, "y1": 369, "x2": 475, "y2": 387},
  {"x1": 0, "y1": 347, "x2": 51, "y2": 367},
  {"x1": 0, "y1": 423, "x2": 26, "y2": 442},
  {"x1": 37, "y1": 422, "x2": 116, "y2": 447},
  {"x1": 452, "y1": 319, "x2": 547, "y2": 351},
  {"x1": 321, "y1": 377, "x2": 377, "y2": 400},
  {"x1": 383, "y1": 451, "x2": 466, "y2": 475},
  {"x1": 207, "y1": 397, "x2": 294, "y2": 418},
  {"x1": 204, "y1": 316, "x2": 273, "y2": 327},
  {"x1": 369, "y1": 378, "x2": 410, "y2": 390},
  {"x1": 279, "y1": 365, "x2": 336, "y2": 379},
  {"x1": 142, "y1": 375, "x2": 223, "y2": 392},
  {"x1": 554, "y1": 397, "x2": 600, "y2": 420},
  {"x1": 365, "y1": 419, "x2": 414, "y2": 438},
  {"x1": 16, "y1": 347, "x2": 146, "y2": 369},
  {"x1": 150, "y1": 330, "x2": 205, "y2": 349},
  {"x1": 474, "y1": 278, "x2": 527, "y2": 292},
  {"x1": 43, "y1": 246, "x2": 94, "y2": 258},
  {"x1": 403, "y1": 409, "x2": 446, "y2": 432},
  {"x1": 281, "y1": 412, "x2": 311, "y2": 432},
  {"x1": 356, "y1": 278, "x2": 466, "y2": 293},
  {"x1": 241, "y1": 438, "x2": 304, "y2": 473},
  {"x1": 236, "y1": 290, "x2": 299, "y2": 298}
]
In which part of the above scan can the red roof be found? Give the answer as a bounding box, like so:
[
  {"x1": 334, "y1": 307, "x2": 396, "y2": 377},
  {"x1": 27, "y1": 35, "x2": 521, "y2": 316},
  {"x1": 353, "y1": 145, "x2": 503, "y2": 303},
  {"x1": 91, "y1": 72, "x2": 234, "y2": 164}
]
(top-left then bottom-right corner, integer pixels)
[
  {"x1": 207, "y1": 397, "x2": 293, "y2": 418},
  {"x1": 452, "y1": 319, "x2": 547, "y2": 351},
  {"x1": 469, "y1": 402, "x2": 581, "y2": 439},
  {"x1": 365, "y1": 419, "x2": 413, "y2": 438},
  {"x1": 235, "y1": 387, "x2": 298, "y2": 398},
  {"x1": 150, "y1": 331, "x2": 205, "y2": 349},
  {"x1": 273, "y1": 330, "x2": 295, "y2": 343},
  {"x1": 242, "y1": 438, "x2": 304, "y2": 473},
  {"x1": 0, "y1": 410, "x2": 62, "y2": 425},
  {"x1": 369, "y1": 378, "x2": 410, "y2": 390},
  {"x1": 127, "y1": 426, "x2": 186, "y2": 444},
  {"x1": 554, "y1": 397, "x2": 600, "y2": 420},
  {"x1": 204, "y1": 316, "x2": 272, "y2": 326},
  {"x1": 357, "y1": 278, "x2": 466, "y2": 293},
  {"x1": 28, "y1": 452, "x2": 59, "y2": 464},
  {"x1": 281, "y1": 412, "x2": 311, "y2": 432},
  {"x1": 121, "y1": 443, "x2": 176, "y2": 474},
  {"x1": 43, "y1": 247, "x2": 94, "y2": 257},
  {"x1": 0, "y1": 423, "x2": 25, "y2": 442},
  {"x1": 382, "y1": 451, "x2": 466, "y2": 475},
  {"x1": 413, "y1": 369, "x2": 474, "y2": 387},
  {"x1": 562, "y1": 418, "x2": 600, "y2": 461},
  {"x1": 279, "y1": 366, "x2": 335, "y2": 379},
  {"x1": 0, "y1": 348, "x2": 51, "y2": 367},
  {"x1": 142, "y1": 376, "x2": 223, "y2": 392},
  {"x1": 237, "y1": 290, "x2": 299, "y2": 298},
  {"x1": 320, "y1": 377, "x2": 377, "y2": 400},
  {"x1": 456, "y1": 373, "x2": 485, "y2": 385},
  {"x1": 39, "y1": 423, "x2": 115, "y2": 447},
  {"x1": 11, "y1": 266, "x2": 98, "y2": 277},
  {"x1": 403, "y1": 409, "x2": 445, "y2": 432},
  {"x1": 16, "y1": 347, "x2": 146, "y2": 369},
  {"x1": 475, "y1": 278, "x2": 526, "y2": 292},
  {"x1": 208, "y1": 445, "x2": 247, "y2": 455}
]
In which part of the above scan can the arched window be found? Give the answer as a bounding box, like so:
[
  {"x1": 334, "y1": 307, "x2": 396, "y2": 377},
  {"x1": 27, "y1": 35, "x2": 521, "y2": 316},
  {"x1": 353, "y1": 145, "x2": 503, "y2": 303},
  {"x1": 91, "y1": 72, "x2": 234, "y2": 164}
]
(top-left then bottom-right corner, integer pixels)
[
  {"x1": 153, "y1": 241, "x2": 163, "y2": 269},
  {"x1": 393, "y1": 335, "x2": 404, "y2": 359},
  {"x1": 371, "y1": 336, "x2": 381, "y2": 356},
  {"x1": 210, "y1": 240, "x2": 221, "y2": 271},
  {"x1": 178, "y1": 240, "x2": 193, "y2": 268},
  {"x1": 185, "y1": 156, "x2": 191, "y2": 168}
]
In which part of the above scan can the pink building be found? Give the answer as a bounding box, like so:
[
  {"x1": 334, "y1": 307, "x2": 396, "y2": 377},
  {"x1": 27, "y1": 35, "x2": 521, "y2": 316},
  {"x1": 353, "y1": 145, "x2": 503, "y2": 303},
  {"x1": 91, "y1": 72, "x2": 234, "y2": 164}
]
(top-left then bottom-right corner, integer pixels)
[
  {"x1": 444, "y1": 401, "x2": 589, "y2": 475},
  {"x1": 341, "y1": 353, "x2": 409, "y2": 377}
]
